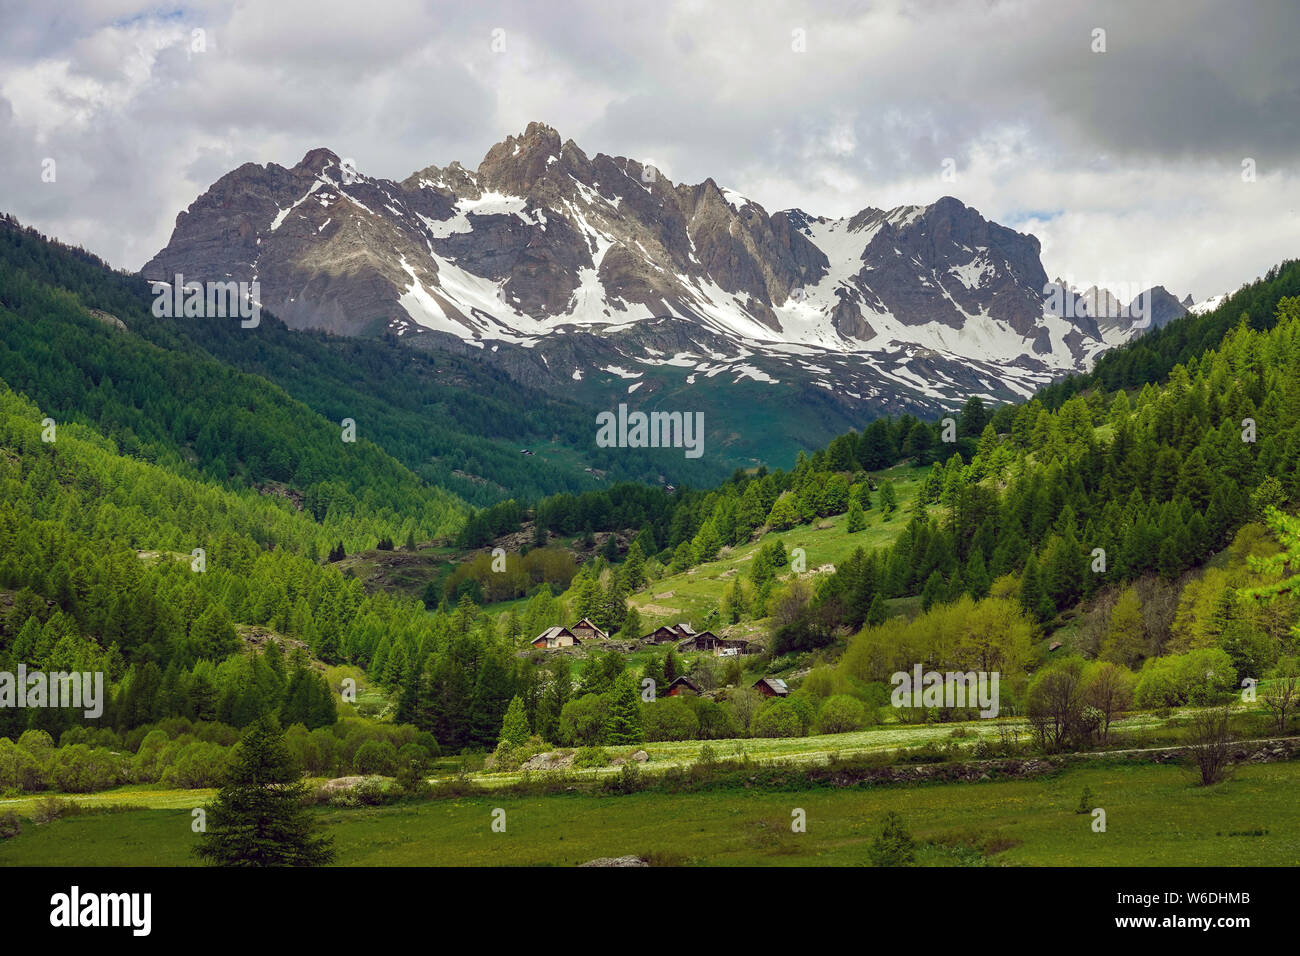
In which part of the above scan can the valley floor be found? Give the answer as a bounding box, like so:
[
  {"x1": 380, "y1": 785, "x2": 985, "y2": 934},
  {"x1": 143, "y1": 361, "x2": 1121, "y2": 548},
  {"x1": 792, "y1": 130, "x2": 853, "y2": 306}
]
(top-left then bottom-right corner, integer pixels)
[{"x1": 2, "y1": 758, "x2": 1297, "y2": 866}]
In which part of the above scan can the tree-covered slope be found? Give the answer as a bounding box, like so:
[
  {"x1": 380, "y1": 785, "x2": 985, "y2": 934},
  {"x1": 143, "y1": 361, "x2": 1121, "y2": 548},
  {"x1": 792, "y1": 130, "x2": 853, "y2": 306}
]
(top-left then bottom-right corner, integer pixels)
[
  {"x1": 0, "y1": 217, "x2": 464, "y2": 543},
  {"x1": 0, "y1": 214, "x2": 728, "y2": 506},
  {"x1": 1039, "y1": 259, "x2": 1300, "y2": 406}
]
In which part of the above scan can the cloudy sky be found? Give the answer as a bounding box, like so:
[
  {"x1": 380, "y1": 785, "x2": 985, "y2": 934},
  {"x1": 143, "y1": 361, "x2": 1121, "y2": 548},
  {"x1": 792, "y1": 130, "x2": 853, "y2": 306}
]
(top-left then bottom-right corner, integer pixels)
[{"x1": 1, "y1": 0, "x2": 1296, "y2": 299}]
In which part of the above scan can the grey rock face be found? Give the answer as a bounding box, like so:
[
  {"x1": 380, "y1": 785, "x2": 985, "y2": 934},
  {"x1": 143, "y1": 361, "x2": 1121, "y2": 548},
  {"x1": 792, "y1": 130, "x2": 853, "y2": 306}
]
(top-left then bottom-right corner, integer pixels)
[{"x1": 143, "y1": 124, "x2": 1181, "y2": 418}]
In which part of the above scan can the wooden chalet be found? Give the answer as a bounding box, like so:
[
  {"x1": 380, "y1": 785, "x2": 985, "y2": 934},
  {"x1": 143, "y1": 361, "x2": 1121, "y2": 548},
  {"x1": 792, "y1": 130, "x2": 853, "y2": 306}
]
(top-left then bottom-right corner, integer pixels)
[
  {"x1": 643, "y1": 623, "x2": 696, "y2": 645},
  {"x1": 753, "y1": 676, "x2": 789, "y2": 697},
  {"x1": 677, "y1": 630, "x2": 723, "y2": 653},
  {"x1": 714, "y1": 637, "x2": 756, "y2": 657},
  {"x1": 531, "y1": 626, "x2": 580, "y2": 650},
  {"x1": 664, "y1": 676, "x2": 702, "y2": 697},
  {"x1": 570, "y1": 617, "x2": 609, "y2": 642}
]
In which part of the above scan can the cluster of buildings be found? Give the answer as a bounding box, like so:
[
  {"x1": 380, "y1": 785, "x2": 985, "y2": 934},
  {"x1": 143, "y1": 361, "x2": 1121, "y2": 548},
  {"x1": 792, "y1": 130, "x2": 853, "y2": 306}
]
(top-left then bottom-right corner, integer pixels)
[{"x1": 530, "y1": 618, "x2": 758, "y2": 657}]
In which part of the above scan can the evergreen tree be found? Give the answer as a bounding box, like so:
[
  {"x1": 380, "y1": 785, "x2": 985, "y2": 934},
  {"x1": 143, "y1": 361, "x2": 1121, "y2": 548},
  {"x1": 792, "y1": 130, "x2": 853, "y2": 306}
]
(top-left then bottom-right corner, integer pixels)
[
  {"x1": 470, "y1": 652, "x2": 515, "y2": 748},
  {"x1": 920, "y1": 570, "x2": 946, "y2": 611},
  {"x1": 622, "y1": 541, "x2": 647, "y2": 590},
  {"x1": 194, "y1": 716, "x2": 334, "y2": 867},
  {"x1": 605, "y1": 670, "x2": 645, "y2": 745},
  {"x1": 846, "y1": 499, "x2": 866, "y2": 533},
  {"x1": 865, "y1": 593, "x2": 888, "y2": 626},
  {"x1": 1019, "y1": 555, "x2": 1053, "y2": 623},
  {"x1": 498, "y1": 695, "x2": 530, "y2": 747},
  {"x1": 1100, "y1": 586, "x2": 1146, "y2": 668},
  {"x1": 879, "y1": 481, "x2": 898, "y2": 517}
]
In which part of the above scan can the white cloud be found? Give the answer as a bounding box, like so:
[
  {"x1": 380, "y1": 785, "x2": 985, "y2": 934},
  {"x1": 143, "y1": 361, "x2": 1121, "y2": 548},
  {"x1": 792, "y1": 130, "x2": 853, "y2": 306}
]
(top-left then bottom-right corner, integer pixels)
[{"x1": 0, "y1": 0, "x2": 1294, "y2": 302}]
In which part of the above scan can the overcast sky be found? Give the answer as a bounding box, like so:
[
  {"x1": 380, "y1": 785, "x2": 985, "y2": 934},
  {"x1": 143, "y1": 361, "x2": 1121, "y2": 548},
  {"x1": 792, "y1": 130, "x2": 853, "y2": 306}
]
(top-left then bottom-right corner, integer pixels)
[{"x1": 1, "y1": 0, "x2": 1296, "y2": 299}]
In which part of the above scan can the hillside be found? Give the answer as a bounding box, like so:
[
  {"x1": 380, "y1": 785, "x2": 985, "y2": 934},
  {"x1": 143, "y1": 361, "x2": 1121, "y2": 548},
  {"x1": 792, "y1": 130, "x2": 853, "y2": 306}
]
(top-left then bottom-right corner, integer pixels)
[
  {"x1": 0, "y1": 215, "x2": 727, "y2": 505},
  {"x1": 138, "y1": 125, "x2": 1207, "y2": 467}
]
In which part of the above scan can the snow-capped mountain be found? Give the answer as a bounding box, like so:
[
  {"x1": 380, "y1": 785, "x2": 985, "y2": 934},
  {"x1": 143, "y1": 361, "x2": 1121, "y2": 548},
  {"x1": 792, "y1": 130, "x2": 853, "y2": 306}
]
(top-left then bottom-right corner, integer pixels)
[{"x1": 142, "y1": 123, "x2": 1191, "y2": 420}]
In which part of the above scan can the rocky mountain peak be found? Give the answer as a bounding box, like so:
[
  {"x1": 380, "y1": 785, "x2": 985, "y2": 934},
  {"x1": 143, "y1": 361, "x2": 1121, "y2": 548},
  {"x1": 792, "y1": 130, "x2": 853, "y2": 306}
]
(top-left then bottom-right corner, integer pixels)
[{"x1": 142, "y1": 122, "x2": 1188, "y2": 422}]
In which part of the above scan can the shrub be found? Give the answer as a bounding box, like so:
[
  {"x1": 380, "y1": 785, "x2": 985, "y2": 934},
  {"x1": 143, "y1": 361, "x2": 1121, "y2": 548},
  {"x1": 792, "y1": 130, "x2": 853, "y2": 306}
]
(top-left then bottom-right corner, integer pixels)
[
  {"x1": 559, "y1": 693, "x2": 610, "y2": 746},
  {"x1": 0, "y1": 811, "x2": 20, "y2": 839},
  {"x1": 484, "y1": 736, "x2": 548, "y2": 772},
  {"x1": 47, "y1": 745, "x2": 127, "y2": 794},
  {"x1": 689, "y1": 698, "x2": 740, "y2": 739},
  {"x1": 352, "y1": 739, "x2": 398, "y2": 776},
  {"x1": 816, "y1": 694, "x2": 868, "y2": 735},
  {"x1": 1135, "y1": 650, "x2": 1237, "y2": 708},
  {"x1": 31, "y1": 797, "x2": 82, "y2": 825},
  {"x1": 869, "y1": 811, "x2": 916, "y2": 866},
  {"x1": 751, "y1": 700, "x2": 804, "y2": 738},
  {"x1": 159, "y1": 742, "x2": 229, "y2": 789},
  {"x1": 328, "y1": 777, "x2": 388, "y2": 807},
  {"x1": 0, "y1": 737, "x2": 46, "y2": 792},
  {"x1": 642, "y1": 698, "x2": 700, "y2": 741},
  {"x1": 573, "y1": 746, "x2": 610, "y2": 769}
]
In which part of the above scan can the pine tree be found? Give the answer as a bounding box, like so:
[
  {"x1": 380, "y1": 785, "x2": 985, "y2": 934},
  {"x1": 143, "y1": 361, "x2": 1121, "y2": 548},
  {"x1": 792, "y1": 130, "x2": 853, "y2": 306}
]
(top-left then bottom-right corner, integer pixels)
[
  {"x1": 470, "y1": 652, "x2": 515, "y2": 748},
  {"x1": 622, "y1": 540, "x2": 646, "y2": 590},
  {"x1": 194, "y1": 716, "x2": 334, "y2": 867},
  {"x1": 605, "y1": 670, "x2": 645, "y2": 745},
  {"x1": 879, "y1": 481, "x2": 897, "y2": 517},
  {"x1": 1100, "y1": 586, "x2": 1146, "y2": 668},
  {"x1": 964, "y1": 549, "x2": 990, "y2": 600},
  {"x1": 920, "y1": 570, "x2": 946, "y2": 611},
  {"x1": 498, "y1": 695, "x2": 530, "y2": 747},
  {"x1": 1019, "y1": 555, "x2": 1053, "y2": 623},
  {"x1": 865, "y1": 593, "x2": 888, "y2": 626},
  {"x1": 664, "y1": 647, "x2": 680, "y2": 683},
  {"x1": 846, "y1": 499, "x2": 866, "y2": 533}
]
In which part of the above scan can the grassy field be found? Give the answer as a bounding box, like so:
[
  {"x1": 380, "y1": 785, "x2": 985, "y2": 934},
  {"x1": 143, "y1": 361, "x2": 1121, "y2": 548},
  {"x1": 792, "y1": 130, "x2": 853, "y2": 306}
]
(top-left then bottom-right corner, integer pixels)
[
  {"x1": 627, "y1": 463, "x2": 931, "y2": 633},
  {"x1": 2, "y1": 758, "x2": 1297, "y2": 866}
]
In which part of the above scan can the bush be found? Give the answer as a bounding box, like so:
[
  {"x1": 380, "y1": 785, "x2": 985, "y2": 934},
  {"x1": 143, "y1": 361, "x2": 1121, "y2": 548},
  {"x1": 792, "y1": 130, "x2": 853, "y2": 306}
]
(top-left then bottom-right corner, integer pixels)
[
  {"x1": 559, "y1": 693, "x2": 610, "y2": 746},
  {"x1": 0, "y1": 810, "x2": 20, "y2": 839},
  {"x1": 352, "y1": 739, "x2": 399, "y2": 776},
  {"x1": 869, "y1": 811, "x2": 916, "y2": 866},
  {"x1": 642, "y1": 698, "x2": 700, "y2": 741},
  {"x1": 751, "y1": 700, "x2": 804, "y2": 738},
  {"x1": 484, "y1": 736, "x2": 548, "y2": 772},
  {"x1": 31, "y1": 797, "x2": 82, "y2": 825},
  {"x1": 816, "y1": 695, "x2": 868, "y2": 735},
  {"x1": 47, "y1": 745, "x2": 127, "y2": 794},
  {"x1": 601, "y1": 760, "x2": 644, "y2": 795},
  {"x1": 0, "y1": 737, "x2": 46, "y2": 792},
  {"x1": 327, "y1": 777, "x2": 389, "y2": 807},
  {"x1": 159, "y1": 742, "x2": 229, "y2": 789},
  {"x1": 1135, "y1": 650, "x2": 1237, "y2": 708},
  {"x1": 573, "y1": 746, "x2": 610, "y2": 769},
  {"x1": 689, "y1": 698, "x2": 740, "y2": 739}
]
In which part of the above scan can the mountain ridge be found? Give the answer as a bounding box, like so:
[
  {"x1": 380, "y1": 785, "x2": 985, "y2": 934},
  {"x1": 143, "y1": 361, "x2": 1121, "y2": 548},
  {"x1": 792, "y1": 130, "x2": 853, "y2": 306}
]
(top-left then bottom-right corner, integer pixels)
[{"x1": 142, "y1": 122, "x2": 1208, "y2": 421}]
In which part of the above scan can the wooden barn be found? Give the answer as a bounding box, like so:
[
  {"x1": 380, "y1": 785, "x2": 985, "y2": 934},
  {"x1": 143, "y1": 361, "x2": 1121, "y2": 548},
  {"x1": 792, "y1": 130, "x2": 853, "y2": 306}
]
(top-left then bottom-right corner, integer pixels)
[
  {"x1": 643, "y1": 623, "x2": 695, "y2": 645},
  {"x1": 677, "y1": 630, "x2": 723, "y2": 653},
  {"x1": 531, "y1": 626, "x2": 580, "y2": 650},
  {"x1": 664, "y1": 676, "x2": 702, "y2": 697},
  {"x1": 570, "y1": 617, "x2": 609, "y2": 642},
  {"x1": 715, "y1": 637, "x2": 756, "y2": 657},
  {"x1": 753, "y1": 676, "x2": 789, "y2": 697}
]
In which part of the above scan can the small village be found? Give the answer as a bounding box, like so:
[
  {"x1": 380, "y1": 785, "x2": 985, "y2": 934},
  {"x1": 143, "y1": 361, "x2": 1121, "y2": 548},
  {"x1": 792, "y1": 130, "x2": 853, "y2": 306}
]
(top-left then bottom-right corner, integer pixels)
[
  {"x1": 531, "y1": 617, "x2": 759, "y2": 658},
  {"x1": 528, "y1": 617, "x2": 784, "y2": 700}
]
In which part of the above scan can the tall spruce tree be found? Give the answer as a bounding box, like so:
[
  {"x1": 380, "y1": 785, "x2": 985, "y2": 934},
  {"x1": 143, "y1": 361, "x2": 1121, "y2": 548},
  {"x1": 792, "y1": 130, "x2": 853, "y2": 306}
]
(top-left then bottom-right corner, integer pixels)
[{"x1": 194, "y1": 716, "x2": 334, "y2": 867}]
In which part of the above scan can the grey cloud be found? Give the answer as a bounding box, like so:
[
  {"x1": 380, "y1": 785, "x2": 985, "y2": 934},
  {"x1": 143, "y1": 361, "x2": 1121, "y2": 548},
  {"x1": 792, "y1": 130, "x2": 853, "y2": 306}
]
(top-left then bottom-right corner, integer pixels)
[{"x1": 0, "y1": 0, "x2": 1293, "y2": 301}]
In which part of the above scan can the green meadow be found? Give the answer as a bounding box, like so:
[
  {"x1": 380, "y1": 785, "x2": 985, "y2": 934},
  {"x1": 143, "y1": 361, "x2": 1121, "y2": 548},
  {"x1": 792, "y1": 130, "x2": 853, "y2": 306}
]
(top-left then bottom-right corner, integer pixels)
[
  {"x1": 3, "y1": 758, "x2": 1297, "y2": 867},
  {"x1": 626, "y1": 464, "x2": 931, "y2": 631}
]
